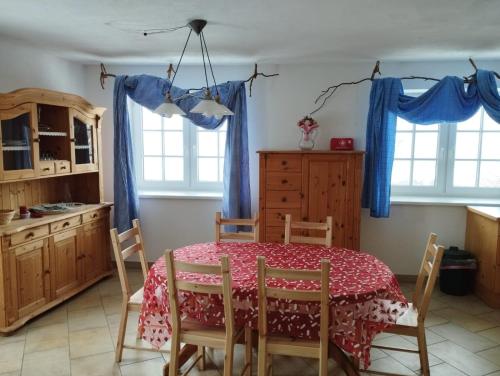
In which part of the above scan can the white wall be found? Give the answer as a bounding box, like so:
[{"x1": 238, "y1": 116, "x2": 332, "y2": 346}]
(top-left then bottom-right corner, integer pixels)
[{"x1": 0, "y1": 37, "x2": 86, "y2": 95}]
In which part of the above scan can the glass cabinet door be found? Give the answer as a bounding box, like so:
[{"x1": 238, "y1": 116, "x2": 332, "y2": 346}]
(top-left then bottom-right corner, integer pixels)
[
  {"x1": 0, "y1": 104, "x2": 38, "y2": 180},
  {"x1": 70, "y1": 109, "x2": 98, "y2": 172}
]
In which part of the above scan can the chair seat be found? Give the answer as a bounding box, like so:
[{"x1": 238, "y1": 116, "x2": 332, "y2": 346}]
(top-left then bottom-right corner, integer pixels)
[
  {"x1": 267, "y1": 335, "x2": 321, "y2": 359},
  {"x1": 129, "y1": 287, "x2": 144, "y2": 305},
  {"x1": 396, "y1": 302, "x2": 418, "y2": 327},
  {"x1": 180, "y1": 320, "x2": 244, "y2": 349}
]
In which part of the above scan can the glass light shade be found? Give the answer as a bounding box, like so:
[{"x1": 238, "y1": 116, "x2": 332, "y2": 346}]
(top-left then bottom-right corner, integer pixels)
[
  {"x1": 154, "y1": 94, "x2": 186, "y2": 118},
  {"x1": 190, "y1": 98, "x2": 221, "y2": 117}
]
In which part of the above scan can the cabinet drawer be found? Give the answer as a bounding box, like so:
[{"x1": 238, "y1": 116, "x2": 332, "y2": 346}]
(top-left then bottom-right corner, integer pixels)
[
  {"x1": 83, "y1": 218, "x2": 103, "y2": 231},
  {"x1": 266, "y1": 191, "x2": 302, "y2": 208},
  {"x1": 50, "y1": 215, "x2": 81, "y2": 233},
  {"x1": 266, "y1": 173, "x2": 302, "y2": 190},
  {"x1": 266, "y1": 156, "x2": 302, "y2": 172},
  {"x1": 82, "y1": 210, "x2": 106, "y2": 223},
  {"x1": 266, "y1": 226, "x2": 285, "y2": 243},
  {"x1": 266, "y1": 208, "x2": 302, "y2": 226},
  {"x1": 55, "y1": 160, "x2": 70, "y2": 174},
  {"x1": 39, "y1": 161, "x2": 55, "y2": 176},
  {"x1": 10, "y1": 225, "x2": 49, "y2": 246}
]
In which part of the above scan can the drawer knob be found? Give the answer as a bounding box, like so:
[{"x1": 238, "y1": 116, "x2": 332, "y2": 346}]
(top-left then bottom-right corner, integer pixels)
[
  {"x1": 42, "y1": 167, "x2": 51, "y2": 171},
  {"x1": 281, "y1": 160, "x2": 287, "y2": 165},
  {"x1": 281, "y1": 179, "x2": 288, "y2": 184},
  {"x1": 92, "y1": 213, "x2": 98, "y2": 218},
  {"x1": 281, "y1": 197, "x2": 287, "y2": 202},
  {"x1": 63, "y1": 221, "x2": 70, "y2": 227},
  {"x1": 60, "y1": 166, "x2": 67, "y2": 170},
  {"x1": 25, "y1": 232, "x2": 35, "y2": 239}
]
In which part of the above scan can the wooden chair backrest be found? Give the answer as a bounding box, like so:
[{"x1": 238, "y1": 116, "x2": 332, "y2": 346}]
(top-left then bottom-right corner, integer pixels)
[
  {"x1": 164, "y1": 250, "x2": 235, "y2": 339},
  {"x1": 215, "y1": 211, "x2": 259, "y2": 242},
  {"x1": 110, "y1": 219, "x2": 149, "y2": 298},
  {"x1": 412, "y1": 233, "x2": 445, "y2": 321},
  {"x1": 284, "y1": 214, "x2": 333, "y2": 247},
  {"x1": 257, "y1": 256, "x2": 330, "y2": 342}
]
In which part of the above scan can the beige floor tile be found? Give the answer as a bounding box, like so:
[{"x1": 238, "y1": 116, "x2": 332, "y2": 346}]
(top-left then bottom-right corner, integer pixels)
[
  {"x1": 433, "y1": 307, "x2": 498, "y2": 332},
  {"x1": 364, "y1": 356, "x2": 415, "y2": 375},
  {"x1": 438, "y1": 294, "x2": 494, "y2": 315},
  {"x1": 27, "y1": 306, "x2": 67, "y2": 329},
  {"x1": 69, "y1": 326, "x2": 114, "y2": 359},
  {"x1": 106, "y1": 311, "x2": 140, "y2": 329},
  {"x1": 373, "y1": 334, "x2": 417, "y2": 351},
  {"x1": 383, "y1": 348, "x2": 442, "y2": 371},
  {"x1": 477, "y1": 326, "x2": 500, "y2": 344},
  {"x1": 403, "y1": 328, "x2": 445, "y2": 346},
  {"x1": 476, "y1": 345, "x2": 500, "y2": 367},
  {"x1": 21, "y1": 347, "x2": 70, "y2": 376},
  {"x1": 270, "y1": 355, "x2": 316, "y2": 376},
  {"x1": 428, "y1": 297, "x2": 450, "y2": 311},
  {"x1": 429, "y1": 362, "x2": 468, "y2": 376},
  {"x1": 477, "y1": 310, "x2": 500, "y2": 326},
  {"x1": 429, "y1": 323, "x2": 497, "y2": 352},
  {"x1": 0, "y1": 327, "x2": 26, "y2": 346},
  {"x1": 428, "y1": 341, "x2": 499, "y2": 376},
  {"x1": 98, "y1": 279, "x2": 122, "y2": 297},
  {"x1": 424, "y1": 311, "x2": 449, "y2": 327},
  {"x1": 24, "y1": 322, "x2": 68, "y2": 354},
  {"x1": 120, "y1": 357, "x2": 165, "y2": 376},
  {"x1": 0, "y1": 341, "x2": 25, "y2": 374},
  {"x1": 67, "y1": 290, "x2": 102, "y2": 312},
  {"x1": 68, "y1": 306, "x2": 108, "y2": 332},
  {"x1": 70, "y1": 351, "x2": 121, "y2": 376},
  {"x1": 305, "y1": 357, "x2": 347, "y2": 375},
  {"x1": 0, "y1": 372, "x2": 21, "y2": 376},
  {"x1": 114, "y1": 333, "x2": 164, "y2": 365},
  {"x1": 102, "y1": 295, "x2": 123, "y2": 315}
]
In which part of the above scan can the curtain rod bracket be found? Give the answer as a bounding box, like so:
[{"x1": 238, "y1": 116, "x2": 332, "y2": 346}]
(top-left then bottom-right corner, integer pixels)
[{"x1": 370, "y1": 61, "x2": 381, "y2": 81}]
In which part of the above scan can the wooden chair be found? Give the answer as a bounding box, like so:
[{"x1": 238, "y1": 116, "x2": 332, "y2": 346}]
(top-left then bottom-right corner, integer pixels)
[
  {"x1": 110, "y1": 219, "x2": 169, "y2": 362},
  {"x1": 369, "y1": 233, "x2": 445, "y2": 376},
  {"x1": 165, "y1": 249, "x2": 252, "y2": 376},
  {"x1": 215, "y1": 211, "x2": 260, "y2": 242},
  {"x1": 257, "y1": 256, "x2": 331, "y2": 376},
  {"x1": 284, "y1": 214, "x2": 333, "y2": 247}
]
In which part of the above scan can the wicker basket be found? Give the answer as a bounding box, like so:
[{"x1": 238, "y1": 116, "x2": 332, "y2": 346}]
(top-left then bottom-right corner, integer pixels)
[{"x1": 0, "y1": 209, "x2": 15, "y2": 225}]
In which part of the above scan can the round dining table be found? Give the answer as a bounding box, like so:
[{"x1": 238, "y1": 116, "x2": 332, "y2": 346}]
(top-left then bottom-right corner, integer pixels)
[{"x1": 138, "y1": 242, "x2": 408, "y2": 370}]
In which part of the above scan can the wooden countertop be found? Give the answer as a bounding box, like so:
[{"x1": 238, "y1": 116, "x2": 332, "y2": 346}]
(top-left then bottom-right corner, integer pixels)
[
  {"x1": 467, "y1": 206, "x2": 500, "y2": 221},
  {"x1": 0, "y1": 202, "x2": 113, "y2": 235}
]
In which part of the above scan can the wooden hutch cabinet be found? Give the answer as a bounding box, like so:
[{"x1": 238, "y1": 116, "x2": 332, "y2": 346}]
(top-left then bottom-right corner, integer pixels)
[
  {"x1": 0, "y1": 88, "x2": 112, "y2": 333},
  {"x1": 258, "y1": 151, "x2": 363, "y2": 249}
]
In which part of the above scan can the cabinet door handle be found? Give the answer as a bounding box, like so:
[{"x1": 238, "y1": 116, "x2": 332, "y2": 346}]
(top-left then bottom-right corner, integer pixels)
[
  {"x1": 91, "y1": 213, "x2": 98, "y2": 218},
  {"x1": 42, "y1": 167, "x2": 51, "y2": 171},
  {"x1": 63, "y1": 221, "x2": 70, "y2": 227},
  {"x1": 25, "y1": 232, "x2": 35, "y2": 239},
  {"x1": 60, "y1": 166, "x2": 67, "y2": 170}
]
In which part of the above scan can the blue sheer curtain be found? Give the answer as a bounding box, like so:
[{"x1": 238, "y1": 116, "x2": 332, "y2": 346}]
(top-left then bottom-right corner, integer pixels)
[
  {"x1": 113, "y1": 74, "x2": 250, "y2": 232},
  {"x1": 362, "y1": 70, "x2": 500, "y2": 218}
]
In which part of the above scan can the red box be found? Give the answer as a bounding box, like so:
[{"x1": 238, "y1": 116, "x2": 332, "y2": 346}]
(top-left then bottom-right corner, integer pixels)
[{"x1": 330, "y1": 138, "x2": 354, "y2": 151}]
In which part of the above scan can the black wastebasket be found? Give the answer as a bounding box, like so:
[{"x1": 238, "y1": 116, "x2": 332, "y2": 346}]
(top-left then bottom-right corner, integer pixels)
[{"x1": 439, "y1": 246, "x2": 477, "y2": 296}]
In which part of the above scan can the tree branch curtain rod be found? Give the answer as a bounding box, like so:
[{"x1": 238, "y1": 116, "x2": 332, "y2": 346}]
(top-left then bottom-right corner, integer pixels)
[
  {"x1": 99, "y1": 63, "x2": 278, "y2": 97},
  {"x1": 310, "y1": 58, "x2": 500, "y2": 116}
]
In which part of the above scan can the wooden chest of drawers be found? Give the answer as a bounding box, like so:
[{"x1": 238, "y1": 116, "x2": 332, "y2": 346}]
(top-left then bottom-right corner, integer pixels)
[
  {"x1": 258, "y1": 151, "x2": 363, "y2": 249},
  {"x1": 465, "y1": 206, "x2": 500, "y2": 308}
]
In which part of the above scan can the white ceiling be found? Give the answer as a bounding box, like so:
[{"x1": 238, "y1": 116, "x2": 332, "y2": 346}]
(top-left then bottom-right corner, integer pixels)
[{"x1": 0, "y1": 0, "x2": 499, "y2": 65}]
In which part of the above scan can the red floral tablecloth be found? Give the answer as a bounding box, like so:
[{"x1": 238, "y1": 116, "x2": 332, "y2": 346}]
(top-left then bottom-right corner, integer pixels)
[{"x1": 138, "y1": 242, "x2": 408, "y2": 367}]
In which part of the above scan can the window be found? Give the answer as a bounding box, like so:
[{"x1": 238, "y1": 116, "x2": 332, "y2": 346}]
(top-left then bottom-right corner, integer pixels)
[
  {"x1": 133, "y1": 105, "x2": 227, "y2": 193},
  {"x1": 392, "y1": 107, "x2": 500, "y2": 198}
]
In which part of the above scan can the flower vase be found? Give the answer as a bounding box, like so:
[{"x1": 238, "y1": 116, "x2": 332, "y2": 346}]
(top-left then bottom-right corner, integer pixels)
[{"x1": 299, "y1": 129, "x2": 317, "y2": 150}]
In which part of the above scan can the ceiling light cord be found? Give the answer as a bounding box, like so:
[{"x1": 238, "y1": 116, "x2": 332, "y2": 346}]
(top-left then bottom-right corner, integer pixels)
[
  {"x1": 199, "y1": 34, "x2": 210, "y2": 95},
  {"x1": 201, "y1": 31, "x2": 220, "y2": 97},
  {"x1": 168, "y1": 28, "x2": 193, "y2": 94}
]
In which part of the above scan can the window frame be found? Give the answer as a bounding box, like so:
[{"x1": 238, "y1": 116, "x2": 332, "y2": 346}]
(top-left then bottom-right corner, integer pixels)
[{"x1": 130, "y1": 101, "x2": 226, "y2": 194}]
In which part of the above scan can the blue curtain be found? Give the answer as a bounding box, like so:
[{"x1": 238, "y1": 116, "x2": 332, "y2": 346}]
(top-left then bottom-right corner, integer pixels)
[
  {"x1": 113, "y1": 74, "x2": 250, "y2": 232},
  {"x1": 362, "y1": 70, "x2": 500, "y2": 218}
]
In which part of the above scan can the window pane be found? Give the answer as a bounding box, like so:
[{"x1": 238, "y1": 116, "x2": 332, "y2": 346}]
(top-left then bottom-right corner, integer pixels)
[
  {"x1": 164, "y1": 131, "x2": 183, "y2": 156},
  {"x1": 415, "y1": 124, "x2": 438, "y2": 131},
  {"x1": 163, "y1": 115, "x2": 183, "y2": 130},
  {"x1": 164, "y1": 157, "x2": 183, "y2": 181},
  {"x1": 143, "y1": 131, "x2": 162, "y2": 156},
  {"x1": 479, "y1": 161, "x2": 500, "y2": 187},
  {"x1": 396, "y1": 118, "x2": 413, "y2": 131},
  {"x1": 412, "y1": 160, "x2": 436, "y2": 186},
  {"x1": 142, "y1": 108, "x2": 162, "y2": 130},
  {"x1": 219, "y1": 132, "x2": 226, "y2": 157},
  {"x1": 395, "y1": 132, "x2": 412, "y2": 159},
  {"x1": 414, "y1": 132, "x2": 438, "y2": 159},
  {"x1": 483, "y1": 111, "x2": 499, "y2": 131},
  {"x1": 481, "y1": 132, "x2": 500, "y2": 159},
  {"x1": 219, "y1": 158, "x2": 225, "y2": 182},
  {"x1": 455, "y1": 132, "x2": 479, "y2": 159},
  {"x1": 391, "y1": 160, "x2": 411, "y2": 186},
  {"x1": 457, "y1": 110, "x2": 481, "y2": 131},
  {"x1": 198, "y1": 157, "x2": 218, "y2": 182},
  {"x1": 218, "y1": 122, "x2": 228, "y2": 132},
  {"x1": 198, "y1": 131, "x2": 218, "y2": 157},
  {"x1": 144, "y1": 157, "x2": 162, "y2": 181},
  {"x1": 453, "y1": 161, "x2": 477, "y2": 187}
]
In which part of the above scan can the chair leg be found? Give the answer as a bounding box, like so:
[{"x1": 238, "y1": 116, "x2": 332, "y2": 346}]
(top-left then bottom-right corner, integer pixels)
[
  {"x1": 244, "y1": 327, "x2": 253, "y2": 376},
  {"x1": 258, "y1": 334, "x2": 267, "y2": 376},
  {"x1": 169, "y1": 331, "x2": 181, "y2": 376},
  {"x1": 197, "y1": 346, "x2": 206, "y2": 371},
  {"x1": 417, "y1": 324, "x2": 430, "y2": 376},
  {"x1": 115, "y1": 301, "x2": 129, "y2": 362},
  {"x1": 267, "y1": 354, "x2": 273, "y2": 376},
  {"x1": 223, "y1": 339, "x2": 235, "y2": 376}
]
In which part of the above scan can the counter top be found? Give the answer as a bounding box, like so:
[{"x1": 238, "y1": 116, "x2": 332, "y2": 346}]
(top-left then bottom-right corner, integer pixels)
[{"x1": 467, "y1": 206, "x2": 500, "y2": 221}]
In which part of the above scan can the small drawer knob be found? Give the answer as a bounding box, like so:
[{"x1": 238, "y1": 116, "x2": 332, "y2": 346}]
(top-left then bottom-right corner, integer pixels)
[
  {"x1": 281, "y1": 179, "x2": 288, "y2": 184},
  {"x1": 281, "y1": 197, "x2": 287, "y2": 202}
]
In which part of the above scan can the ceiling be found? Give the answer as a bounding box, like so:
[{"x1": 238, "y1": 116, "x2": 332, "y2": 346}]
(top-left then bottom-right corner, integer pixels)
[{"x1": 0, "y1": 0, "x2": 499, "y2": 65}]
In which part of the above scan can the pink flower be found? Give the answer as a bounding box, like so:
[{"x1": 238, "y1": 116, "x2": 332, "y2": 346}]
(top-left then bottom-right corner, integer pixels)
[{"x1": 297, "y1": 116, "x2": 319, "y2": 135}]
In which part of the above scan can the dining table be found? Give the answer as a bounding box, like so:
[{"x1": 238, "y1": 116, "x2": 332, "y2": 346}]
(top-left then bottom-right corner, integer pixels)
[{"x1": 138, "y1": 241, "x2": 408, "y2": 375}]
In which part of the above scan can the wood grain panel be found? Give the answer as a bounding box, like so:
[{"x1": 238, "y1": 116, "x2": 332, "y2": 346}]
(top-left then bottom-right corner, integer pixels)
[
  {"x1": 266, "y1": 208, "x2": 302, "y2": 227},
  {"x1": 266, "y1": 173, "x2": 302, "y2": 190},
  {"x1": 266, "y1": 191, "x2": 302, "y2": 209},
  {"x1": 266, "y1": 155, "x2": 302, "y2": 172}
]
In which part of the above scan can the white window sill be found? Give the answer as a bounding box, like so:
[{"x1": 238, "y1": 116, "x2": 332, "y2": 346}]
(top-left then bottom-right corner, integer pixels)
[
  {"x1": 138, "y1": 190, "x2": 223, "y2": 200},
  {"x1": 391, "y1": 196, "x2": 500, "y2": 206}
]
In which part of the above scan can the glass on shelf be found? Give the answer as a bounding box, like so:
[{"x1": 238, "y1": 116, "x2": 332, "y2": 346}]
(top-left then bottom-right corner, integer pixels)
[
  {"x1": 73, "y1": 117, "x2": 94, "y2": 165},
  {"x1": 1, "y1": 113, "x2": 33, "y2": 170}
]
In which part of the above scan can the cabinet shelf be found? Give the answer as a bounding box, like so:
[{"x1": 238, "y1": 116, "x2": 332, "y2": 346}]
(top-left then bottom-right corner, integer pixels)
[
  {"x1": 39, "y1": 131, "x2": 67, "y2": 137},
  {"x1": 3, "y1": 146, "x2": 31, "y2": 151},
  {"x1": 74, "y1": 145, "x2": 91, "y2": 150}
]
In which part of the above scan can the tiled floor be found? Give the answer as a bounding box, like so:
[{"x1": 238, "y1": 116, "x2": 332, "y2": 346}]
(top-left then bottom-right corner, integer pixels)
[{"x1": 1, "y1": 270, "x2": 500, "y2": 375}]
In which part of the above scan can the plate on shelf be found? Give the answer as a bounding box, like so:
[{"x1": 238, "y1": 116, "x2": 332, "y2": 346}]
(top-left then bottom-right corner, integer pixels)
[
  {"x1": 2, "y1": 140, "x2": 27, "y2": 147},
  {"x1": 30, "y1": 202, "x2": 85, "y2": 215}
]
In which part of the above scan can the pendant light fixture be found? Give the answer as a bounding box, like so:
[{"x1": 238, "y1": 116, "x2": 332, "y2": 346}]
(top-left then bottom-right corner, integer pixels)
[{"x1": 154, "y1": 19, "x2": 233, "y2": 119}]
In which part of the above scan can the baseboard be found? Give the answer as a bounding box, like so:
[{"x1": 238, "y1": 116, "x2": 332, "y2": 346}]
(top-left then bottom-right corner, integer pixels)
[
  {"x1": 123, "y1": 260, "x2": 155, "y2": 269},
  {"x1": 395, "y1": 274, "x2": 418, "y2": 283}
]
